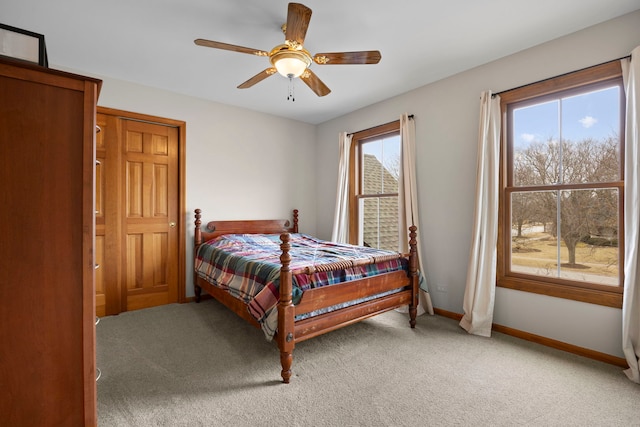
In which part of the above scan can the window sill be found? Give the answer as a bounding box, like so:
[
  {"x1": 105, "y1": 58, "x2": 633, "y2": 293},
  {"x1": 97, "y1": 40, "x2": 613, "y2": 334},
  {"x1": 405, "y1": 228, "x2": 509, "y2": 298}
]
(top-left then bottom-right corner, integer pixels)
[{"x1": 497, "y1": 276, "x2": 622, "y2": 309}]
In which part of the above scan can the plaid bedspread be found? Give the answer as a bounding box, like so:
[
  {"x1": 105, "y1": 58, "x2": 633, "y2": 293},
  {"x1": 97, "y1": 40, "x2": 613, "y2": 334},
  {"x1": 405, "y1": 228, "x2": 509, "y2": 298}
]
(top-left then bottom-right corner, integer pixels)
[{"x1": 194, "y1": 233, "x2": 408, "y2": 340}]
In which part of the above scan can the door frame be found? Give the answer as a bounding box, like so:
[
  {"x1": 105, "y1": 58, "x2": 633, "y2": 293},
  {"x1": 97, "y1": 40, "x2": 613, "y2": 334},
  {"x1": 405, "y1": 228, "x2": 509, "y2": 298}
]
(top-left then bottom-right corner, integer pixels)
[{"x1": 98, "y1": 106, "x2": 187, "y2": 304}]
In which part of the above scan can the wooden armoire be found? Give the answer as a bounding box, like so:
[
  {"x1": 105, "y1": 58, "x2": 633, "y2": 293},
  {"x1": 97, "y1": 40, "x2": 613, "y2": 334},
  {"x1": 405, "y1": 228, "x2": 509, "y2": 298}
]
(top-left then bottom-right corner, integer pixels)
[{"x1": 0, "y1": 58, "x2": 101, "y2": 426}]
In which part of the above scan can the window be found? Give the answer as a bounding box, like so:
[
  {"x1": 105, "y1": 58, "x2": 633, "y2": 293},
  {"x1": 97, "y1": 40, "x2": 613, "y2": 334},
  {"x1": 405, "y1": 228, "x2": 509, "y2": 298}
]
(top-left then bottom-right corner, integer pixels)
[
  {"x1": 349, "y1": 121, "x2": 401, "y2": 251},
  {"x1": 498, "y1": 61, "x2": 625, "y2": 308}
]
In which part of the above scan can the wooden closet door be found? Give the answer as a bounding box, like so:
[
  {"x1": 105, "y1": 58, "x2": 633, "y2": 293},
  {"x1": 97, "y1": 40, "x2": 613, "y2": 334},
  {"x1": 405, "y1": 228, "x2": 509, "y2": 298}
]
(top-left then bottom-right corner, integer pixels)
[
  {"x1": 96, "y1": 117, "x2": 107, "y2": 316},
  {"x1": 122, "y1": 119, "x2": 179, "y2": 310},
  {"x1": 95, "y1": 113, "x2": 122, "y2": 316}
]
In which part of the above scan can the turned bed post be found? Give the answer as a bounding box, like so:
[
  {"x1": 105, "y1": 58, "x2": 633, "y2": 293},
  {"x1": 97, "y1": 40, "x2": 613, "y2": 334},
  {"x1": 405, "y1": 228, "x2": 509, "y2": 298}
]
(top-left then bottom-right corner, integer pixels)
[
  {"x1": 277, "y1": 233, "x2": 295, "y2": 383},
  {"x1": 193, "y1": 209, "x2": 203, "y2": 302},
  {"x1": 408, "y1": 225, "x2": 419, "y2": 328},
  {"x1": 194, "y1": 209, "x2": 202, "y2": 245},
  {"x1": 292, "y1": 209, "x2": 299, "y2": 233}
]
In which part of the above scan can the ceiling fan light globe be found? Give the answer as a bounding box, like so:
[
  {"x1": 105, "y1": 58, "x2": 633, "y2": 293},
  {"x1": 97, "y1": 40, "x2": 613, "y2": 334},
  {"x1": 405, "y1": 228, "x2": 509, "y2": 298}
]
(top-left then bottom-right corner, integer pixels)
[{"x1": 275, "y1": 57, "x2": 307, "y2": 78}]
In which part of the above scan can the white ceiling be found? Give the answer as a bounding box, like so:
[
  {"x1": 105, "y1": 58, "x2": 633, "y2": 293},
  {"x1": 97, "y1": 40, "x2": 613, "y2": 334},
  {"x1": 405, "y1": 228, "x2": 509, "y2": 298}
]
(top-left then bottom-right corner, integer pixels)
[{"x1": 3, "y1": 1, "x2": 639, "y2": 124}]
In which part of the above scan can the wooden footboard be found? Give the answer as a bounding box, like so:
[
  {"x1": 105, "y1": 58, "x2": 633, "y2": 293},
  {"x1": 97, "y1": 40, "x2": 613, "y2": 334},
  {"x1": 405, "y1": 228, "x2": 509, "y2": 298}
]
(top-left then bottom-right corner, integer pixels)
[
  {"x1": 276, "y1": 228, "x2": 419, "y2": 383},
  {"x1": 193, "y1": 209, "x2": 419, "y2": 383}
]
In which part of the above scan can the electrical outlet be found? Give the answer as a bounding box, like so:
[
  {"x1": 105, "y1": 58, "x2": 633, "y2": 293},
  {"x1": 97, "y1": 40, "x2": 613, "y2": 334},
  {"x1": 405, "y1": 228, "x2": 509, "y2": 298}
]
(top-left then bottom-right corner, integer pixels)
[{"x1": 435, "y1": 284, "x2": 448, "y2": 292}]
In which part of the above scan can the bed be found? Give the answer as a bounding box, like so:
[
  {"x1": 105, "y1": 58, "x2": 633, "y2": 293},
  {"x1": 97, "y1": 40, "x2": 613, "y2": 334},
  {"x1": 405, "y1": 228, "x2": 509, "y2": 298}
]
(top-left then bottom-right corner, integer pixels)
[{"x1": 193, "y1": 208, "x2": 419, "y2": 383}]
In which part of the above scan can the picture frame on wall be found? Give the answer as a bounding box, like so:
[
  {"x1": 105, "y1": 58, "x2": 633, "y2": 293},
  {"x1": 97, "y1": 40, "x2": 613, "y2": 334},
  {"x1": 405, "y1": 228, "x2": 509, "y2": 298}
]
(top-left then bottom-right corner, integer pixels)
[{"x1": 0, "y1": 23, "x2": 48, "y2": 67}]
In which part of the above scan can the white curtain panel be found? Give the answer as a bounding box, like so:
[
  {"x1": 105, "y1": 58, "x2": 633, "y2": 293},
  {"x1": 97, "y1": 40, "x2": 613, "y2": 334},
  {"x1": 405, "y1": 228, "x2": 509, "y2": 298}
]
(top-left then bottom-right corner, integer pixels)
[
  {"x1": 331, "y1": 132, "x2": 352, "y2": 243},
  {"x1": 399, "y1": 114, "x2": 434, "y2": 315},
  {"x1": 459, "y1": 92, "x2": 501, "y2": 337},
  {"x1": 622, "y1": 47, "x2": 640, "y2": 384}
]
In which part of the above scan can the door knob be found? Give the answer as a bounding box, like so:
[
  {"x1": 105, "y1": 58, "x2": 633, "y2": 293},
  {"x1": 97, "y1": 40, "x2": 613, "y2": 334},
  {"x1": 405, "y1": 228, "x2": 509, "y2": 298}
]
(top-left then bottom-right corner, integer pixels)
[{"x1": 169, "y1": 221, "x2": 176, "y2": 228}]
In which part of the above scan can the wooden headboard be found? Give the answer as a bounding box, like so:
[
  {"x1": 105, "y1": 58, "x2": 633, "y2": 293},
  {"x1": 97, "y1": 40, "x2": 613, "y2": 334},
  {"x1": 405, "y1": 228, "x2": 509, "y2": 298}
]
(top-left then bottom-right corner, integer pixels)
[{"x1": 194, "y1": 209, "x2": 299, "y2": 246}]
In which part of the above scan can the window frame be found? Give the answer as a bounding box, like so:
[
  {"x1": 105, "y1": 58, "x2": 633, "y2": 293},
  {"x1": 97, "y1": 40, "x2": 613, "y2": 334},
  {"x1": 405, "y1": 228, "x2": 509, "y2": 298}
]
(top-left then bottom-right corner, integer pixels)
[
  {"x1": 348, "y1": 120, "x2": 401, "y2": 246},
  {"x1": 497, "y1": 60, "x2": 625, "y2": 308}
]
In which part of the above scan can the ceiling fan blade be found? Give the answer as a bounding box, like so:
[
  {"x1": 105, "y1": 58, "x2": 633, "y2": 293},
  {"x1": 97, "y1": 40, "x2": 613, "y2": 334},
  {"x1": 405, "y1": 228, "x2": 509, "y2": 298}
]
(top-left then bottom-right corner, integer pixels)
[
  {"x1": 285, "y1": 3, "x2": 312, "y2": 45},
  {"x1": 299, "y1": 69, "x2": 331, "y2": 97},
  {"x1": 313, "y1": 51, "x2": 382, "y2": 65},
  {"x1": 237, "y1": 68, "x2": 277, "y2": 89},
  {"x1": 194, "y1": 39, "x2": 268, "y2": 57}
]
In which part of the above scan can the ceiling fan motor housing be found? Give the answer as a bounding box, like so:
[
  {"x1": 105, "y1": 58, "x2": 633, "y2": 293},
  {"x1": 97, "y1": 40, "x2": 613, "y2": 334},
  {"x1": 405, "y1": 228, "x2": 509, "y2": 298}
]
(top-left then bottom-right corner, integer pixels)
[{"x1": 269, "y1": 44, "x2": 312, "y2": 78}]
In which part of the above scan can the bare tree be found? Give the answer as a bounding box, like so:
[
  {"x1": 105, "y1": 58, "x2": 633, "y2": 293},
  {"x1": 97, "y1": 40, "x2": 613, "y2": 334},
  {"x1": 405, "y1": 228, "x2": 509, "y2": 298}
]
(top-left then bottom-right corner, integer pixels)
[
  {"x1": 385, "y1": 154, "x2": 401, "y2": 180},
  {"x1": 514, "y1": 136, "x2": 619, "y2": 266}
]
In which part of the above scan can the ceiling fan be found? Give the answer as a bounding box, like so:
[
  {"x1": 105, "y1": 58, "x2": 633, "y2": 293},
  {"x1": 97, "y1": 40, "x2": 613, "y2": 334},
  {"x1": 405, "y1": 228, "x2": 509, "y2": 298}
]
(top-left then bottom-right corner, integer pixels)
[{"x1": 194, "y1": 2, "x2": 382, "y2": 97}]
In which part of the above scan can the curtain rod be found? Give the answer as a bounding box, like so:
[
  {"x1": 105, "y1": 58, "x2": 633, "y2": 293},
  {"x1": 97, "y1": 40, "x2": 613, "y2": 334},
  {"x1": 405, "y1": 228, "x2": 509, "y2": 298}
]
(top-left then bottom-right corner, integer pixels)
[
  {"x1": 491, "y1": 54, "x2": 631, "y2": 98},
  {"x1": 347, "y1": 114, "x2": 413, "y2": 136}
]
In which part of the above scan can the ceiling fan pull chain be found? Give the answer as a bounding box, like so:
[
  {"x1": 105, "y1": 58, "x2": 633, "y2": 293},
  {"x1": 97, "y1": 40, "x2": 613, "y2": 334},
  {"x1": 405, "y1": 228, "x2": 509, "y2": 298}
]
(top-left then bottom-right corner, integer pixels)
[{"x1": 287, "y1": 76, "x2": 295, "y2": 102}]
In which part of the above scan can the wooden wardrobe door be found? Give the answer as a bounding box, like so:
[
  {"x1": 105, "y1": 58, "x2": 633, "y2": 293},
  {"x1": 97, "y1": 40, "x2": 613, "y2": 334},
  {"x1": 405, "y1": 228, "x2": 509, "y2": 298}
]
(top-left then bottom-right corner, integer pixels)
[
  {"x1": 122, "y1": 119, "x2": 179, "y2": 310},
  {"x1": 0, "y1": 59, "x2": 99, "y2": 426}
]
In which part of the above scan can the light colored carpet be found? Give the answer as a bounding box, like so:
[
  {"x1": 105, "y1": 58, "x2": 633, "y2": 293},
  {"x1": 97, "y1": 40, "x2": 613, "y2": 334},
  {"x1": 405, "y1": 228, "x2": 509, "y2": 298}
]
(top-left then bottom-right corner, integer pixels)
[{"x1": 97, "y1": 300, "x2": 640, "y2": 426}]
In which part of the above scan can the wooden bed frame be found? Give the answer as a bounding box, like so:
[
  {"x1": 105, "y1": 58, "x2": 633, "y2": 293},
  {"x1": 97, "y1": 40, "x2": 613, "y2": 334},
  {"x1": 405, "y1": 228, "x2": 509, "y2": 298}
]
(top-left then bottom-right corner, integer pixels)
[{"x1": 193, "y1": 208, "x2": 419, "y2": 383}]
